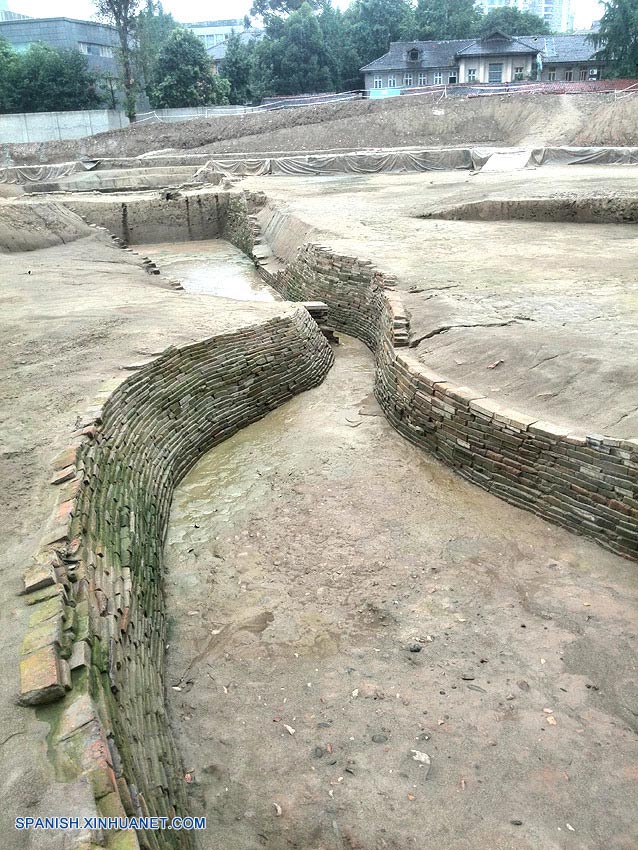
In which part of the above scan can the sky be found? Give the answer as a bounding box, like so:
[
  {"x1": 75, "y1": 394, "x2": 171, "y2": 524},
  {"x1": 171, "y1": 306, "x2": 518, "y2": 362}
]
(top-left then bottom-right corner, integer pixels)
[{"x1": 6, "y1": 0, "x2": 605, "y2": 30}]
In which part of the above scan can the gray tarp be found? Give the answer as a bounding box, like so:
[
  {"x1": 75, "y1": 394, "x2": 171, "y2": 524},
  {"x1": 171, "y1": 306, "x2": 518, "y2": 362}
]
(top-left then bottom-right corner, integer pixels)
[
  {"x1": 531, "y1": 146, "x2": 638, "y2": 166},
  {"x1": 270, "y1": 149, "x2": 473, "y2": 175},
  {"x1": 0, "y1": 160, "x2": 88, "y2": 184}
]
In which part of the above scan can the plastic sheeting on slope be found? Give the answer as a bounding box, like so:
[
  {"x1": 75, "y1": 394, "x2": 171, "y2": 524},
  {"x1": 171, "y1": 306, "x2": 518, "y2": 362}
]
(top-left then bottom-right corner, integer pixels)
[
  {"x1": 531, "y1": 146, "x2": 638, "y2": 166},
  {"x1": 0, "y1": 160, "x2": 95, "y2": 184}
]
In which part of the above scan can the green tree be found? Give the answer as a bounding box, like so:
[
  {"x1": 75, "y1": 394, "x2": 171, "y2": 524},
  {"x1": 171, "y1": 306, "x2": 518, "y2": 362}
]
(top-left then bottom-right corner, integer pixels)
[
  {"x1": 590, "y1": 0, "x2": 638, "y2": 78},
  {"x1": 251, "y1": 3, "x2": 334, "y2": 95},
  {"x1": 94, "y1": 0, "x2": 143, "y2": 120},
  {"x1": 0, "y1": 38, "x2": 18, "y2": 112},
  {"x1": 222, "y1": 31, "x2": 254, "y2": 103},
  {"x1": 415, "y1": 0, "x2": 482, "y2": 40},
  {"x1": 151, "y1": 27, "x2": 230, "y2": 107},
  {"x1": 10, "y1": 44, "x2": 104, "y2": 113},
  {"x1": 317, "y1": 1, "x2": 349, "y2": 90},
  {"x1": 479, "y1": 7, "x2": 551, "y2": 35},
  {"x1": 136, "y1": 0, "x2": 177, "y2": 96},
  {"x1": 342, "y1": 0, "x2": 415, "y2": 88},
  {"x1": 250, "y1": 0, "x2": 321, "y2": 32}
]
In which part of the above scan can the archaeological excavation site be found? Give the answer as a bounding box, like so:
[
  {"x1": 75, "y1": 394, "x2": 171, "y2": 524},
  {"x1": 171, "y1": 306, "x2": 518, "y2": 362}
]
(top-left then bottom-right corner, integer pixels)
[{"x1": 2, "y1": 92, "x2": 638, "y2": 850}]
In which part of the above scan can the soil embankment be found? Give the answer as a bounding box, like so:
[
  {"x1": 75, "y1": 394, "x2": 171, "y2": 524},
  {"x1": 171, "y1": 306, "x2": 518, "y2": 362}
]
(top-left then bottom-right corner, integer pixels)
[{"x1": 4, "y1": 93, "x2": 638, "y2": 164}]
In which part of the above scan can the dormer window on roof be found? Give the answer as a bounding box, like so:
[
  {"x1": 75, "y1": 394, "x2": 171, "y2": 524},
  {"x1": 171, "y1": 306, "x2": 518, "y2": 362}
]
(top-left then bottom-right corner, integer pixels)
[{"x1": 408, "y1": 48, "x2": 420, "y2": 61}]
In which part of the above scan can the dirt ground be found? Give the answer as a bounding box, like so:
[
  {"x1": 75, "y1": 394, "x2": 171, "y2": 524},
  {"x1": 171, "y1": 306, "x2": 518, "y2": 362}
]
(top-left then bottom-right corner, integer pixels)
[
  {"x1": 4, "y1": 93, "x2": 638, "y2": 165},
  {"x1": 244, "y1": 165, "x2": 638, "y2": 436},
  {"x1": 0, "y1": 221, "x2": 291, "y2": 849},
  {"x1": 165, "y1": 335, "x2": 638, "y2": 850}
]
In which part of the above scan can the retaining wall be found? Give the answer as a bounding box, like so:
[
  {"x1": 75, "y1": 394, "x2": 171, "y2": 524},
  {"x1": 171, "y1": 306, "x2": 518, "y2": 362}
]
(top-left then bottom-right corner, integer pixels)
[
  {"x1": 0, "y1": 109, "x2": 128, "y2": 145},
  {"x1": 227, "y1": 193, "x2": 638, "y2": 561},
  {"x1": 19, "y1": 307, "x2": 334, "y2": 850}
]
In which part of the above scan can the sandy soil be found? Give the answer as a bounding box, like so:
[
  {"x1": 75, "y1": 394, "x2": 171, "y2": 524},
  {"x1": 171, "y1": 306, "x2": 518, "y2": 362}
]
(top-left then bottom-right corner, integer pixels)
[
  {"x1": 4, "y1": 93, "x2": 638, "y2": 165},
  {"x1": 165, "y1": 335, "x2": 638, "y2": 850},
  {"x1": 0, "y1": 224, "x2": 291, "y2": 849},
  {"x1": 244, "y1": 165, "x2": 638, "y2": 436}
]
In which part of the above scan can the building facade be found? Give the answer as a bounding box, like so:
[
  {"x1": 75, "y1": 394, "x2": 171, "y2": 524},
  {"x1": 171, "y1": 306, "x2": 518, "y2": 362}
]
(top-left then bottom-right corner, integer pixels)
[
  {"x1": 361, "y1": 31, "x2": 603, "y2": 91},
  {"x1": 0, "y1": 17, "x2": 119, "y2": 76},
  {"x1": 186, "y1": 19, "x2": 245, "y2": 51}
]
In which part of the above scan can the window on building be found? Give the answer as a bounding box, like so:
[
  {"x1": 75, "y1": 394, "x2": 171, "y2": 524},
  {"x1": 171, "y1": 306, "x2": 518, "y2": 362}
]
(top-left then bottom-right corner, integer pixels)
[
  {"x1": 488, "y1": 62, "x2": 503, "y2": 83},
  {"x1": 564, "y1": 67, "x2": 573, "y2": 81},
  {"x1": 418, "y1": 72, "x2": 427, "y2": 86},
  {"x1": 408, "y1": 48, "x2": 419, "y2": 61},
  {"x1": 79, "y1": 42, "x2": 107, "y2": 57},
  {"x1": 387, "y1": 75, "x2": 396, "y2": 87},
  {"x1": 403, "y1": 73, "x2": 413, "y2": 86},
  {"x1": 373, "y1": 76, "x2": 383, "y2": 89},
  {"x1": 467, "y1": 68, "x2": 477, "y2": 82},
  {"x1": 448, "y1": 71, "x2": 457, "y2": 84},
  {"x1": 433, "y1": 71, "x2": 442, "y2": 85},
  {"x1": 514, "y1": 65, "x2": 524, "y2": 81},
  {"x1": 579, "y1": 68, "x2": 587, "y2": 80},
  {"x1": 99, "y1": 45, "x2": 113, "y2": 58},
  {"x1": 547, "y1": 67, "x2": 556, "y2": 81}
]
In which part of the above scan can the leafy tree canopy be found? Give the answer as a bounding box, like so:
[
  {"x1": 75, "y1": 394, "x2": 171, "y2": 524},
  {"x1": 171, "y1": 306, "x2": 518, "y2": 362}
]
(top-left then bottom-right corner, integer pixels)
[
  {"x1": 93, "y1": 0, "x2": 143, "y2": 118},
  {"x1": 415, "y1": 0, "x2": 482, "y2": 41},
  {"x1": 151, "y1": 27, "x2": 230, "y2": 107},
  {"x1": 222, "y1": 31, "x2": 255, "y2": 104},
  {"x1": 342, "y1": 0, "x2": 414, "y2": 85},
  {"x1": 590, "y1": 0, "x2": 638, "y2": 77},
  {"x1": 251, "y1": 3, "x2": 334, "y2": 95},
  {"x1": 479, "y1": 6, "x2": 551, "y2": 35},
  {"x1": 0, "y1": 42, "x2": 103, "y2": 113},
  {"x1": 136, "y1": 0, "x2": 177, "y2": 95}
]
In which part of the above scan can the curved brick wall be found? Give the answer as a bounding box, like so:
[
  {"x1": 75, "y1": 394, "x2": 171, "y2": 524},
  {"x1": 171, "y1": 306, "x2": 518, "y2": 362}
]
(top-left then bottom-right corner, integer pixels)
[
  {"x1": 228, "y1": 193, "x2": 638, "y2": 561},
  {"x1": 19, "y1": 308, "x2": 333, "y2": 850}
]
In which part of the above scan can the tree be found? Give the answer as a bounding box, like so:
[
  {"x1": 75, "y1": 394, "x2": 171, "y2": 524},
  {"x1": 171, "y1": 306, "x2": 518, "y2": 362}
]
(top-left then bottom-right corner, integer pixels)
[
  {"x1": 479, "y1": 7, "x2": 551, "y2": 35},
  {"x1": 250, "y1": 2, "x2": 334, "y2": 95},
  {"x1": 250, "y1": 0, "x2": 321, "y2": 32},
  {"x1": 0, "y1": 38, "x2": 18, "y2": 113},
  {"x1": 150, "y1": 28, "x2": 230, "y2": 107},
  {"x1": 223, "y1": 31, "x2": 254, "y2": 104},
  {"x1": 9, "y1": 44, "x2": 104, "y2": 113},
  {"x1": 136, "y1": 0, "x2": 177, "y2": 97},
  {"x1": 94, "y1": 0, "x2": 143, "y2": 121},
  {"x1": 590, "y1": 0, "x2": 638, "y2": 78},
  {"x1": 341, "y1": 0, "x2": 415, "y2": 87},
  {"x1": 317, "y1": 1, "x2": 349, "y2": 90},
  {"x1": 415, "y1": 0, "x2": 482, "y2": 40}
]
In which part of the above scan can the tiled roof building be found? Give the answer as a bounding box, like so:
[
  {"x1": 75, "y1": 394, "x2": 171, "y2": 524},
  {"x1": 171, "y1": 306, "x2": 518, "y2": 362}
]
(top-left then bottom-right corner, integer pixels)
[{"x1": 361, "y1": 31, "x2": 603, "y2": 90}]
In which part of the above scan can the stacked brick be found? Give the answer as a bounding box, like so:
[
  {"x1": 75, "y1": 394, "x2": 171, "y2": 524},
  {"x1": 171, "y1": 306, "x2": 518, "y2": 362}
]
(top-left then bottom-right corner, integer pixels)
[
  {"x1": 19, "y1": 308, "x2": 333, "y2": 850},
  {"x1": 230, "y1": 194, "x2": 638, "y2": 561}
]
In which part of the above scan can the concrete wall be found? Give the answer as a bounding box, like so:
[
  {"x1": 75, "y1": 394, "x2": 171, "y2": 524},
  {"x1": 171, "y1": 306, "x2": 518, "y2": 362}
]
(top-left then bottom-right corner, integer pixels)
[{"x1": 0, "y1": 109, "x2": 128, "y2": 144}]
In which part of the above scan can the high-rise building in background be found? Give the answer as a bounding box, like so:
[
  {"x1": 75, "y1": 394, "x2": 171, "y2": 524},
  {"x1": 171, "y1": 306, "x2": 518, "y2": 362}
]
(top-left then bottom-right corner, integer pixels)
[{"x1": 479, "y1": 0, "x2": 574, "y2": 32}]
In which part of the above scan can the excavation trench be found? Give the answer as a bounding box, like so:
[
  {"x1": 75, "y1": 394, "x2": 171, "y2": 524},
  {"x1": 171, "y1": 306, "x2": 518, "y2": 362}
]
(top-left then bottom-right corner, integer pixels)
[
  {"x1": 163, "y1": 331, "x2": 638, "y2": 850},
  {"x1": 138, "y1": 236, "x2": 638, "y2": 850}
]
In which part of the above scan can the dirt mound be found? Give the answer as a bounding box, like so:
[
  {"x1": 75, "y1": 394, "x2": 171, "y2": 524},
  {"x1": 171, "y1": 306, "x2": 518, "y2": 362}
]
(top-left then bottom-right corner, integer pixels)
[
  {"x1": 4, "y1": 92, "x2": 638, "y2": 164},
  {"x1": 0, "y1": 201, "x2": 92, "y2": 251}
]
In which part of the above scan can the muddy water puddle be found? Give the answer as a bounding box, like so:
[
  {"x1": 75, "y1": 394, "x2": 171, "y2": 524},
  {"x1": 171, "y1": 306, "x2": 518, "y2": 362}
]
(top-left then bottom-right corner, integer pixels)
[
  {"x1": 135, "y1": 239, "x2": 277, "y2": 301},
  {"x1": 164, "y1": 336, "x2": 638, "y2": 850}
]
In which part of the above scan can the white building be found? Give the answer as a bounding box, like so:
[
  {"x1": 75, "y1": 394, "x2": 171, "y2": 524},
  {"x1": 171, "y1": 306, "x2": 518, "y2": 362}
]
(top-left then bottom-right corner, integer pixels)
[{"x1": 185, "y1": 19, "x2": 246, "y2": 51}]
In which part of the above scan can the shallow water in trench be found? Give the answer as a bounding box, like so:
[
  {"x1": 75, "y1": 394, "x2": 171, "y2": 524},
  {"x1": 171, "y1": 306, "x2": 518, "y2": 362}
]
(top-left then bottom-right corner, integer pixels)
[
  {"x1": 164, "y1": 335, "x2": 638, "y2": 850},
  {"x1": 135, "y1": 239, "x2": 277, "y2": 301}
]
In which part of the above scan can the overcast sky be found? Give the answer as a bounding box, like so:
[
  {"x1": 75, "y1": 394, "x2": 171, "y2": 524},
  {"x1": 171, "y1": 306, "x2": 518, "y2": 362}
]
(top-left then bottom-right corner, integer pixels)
[{"x1": 7, "y1": 0, "x2": 604, "y2": 30}]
